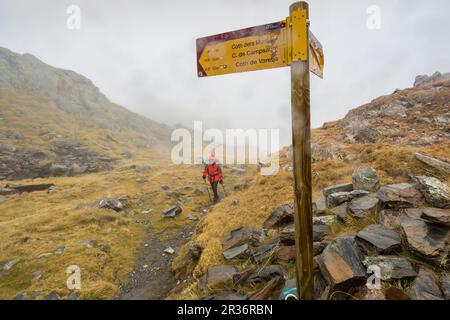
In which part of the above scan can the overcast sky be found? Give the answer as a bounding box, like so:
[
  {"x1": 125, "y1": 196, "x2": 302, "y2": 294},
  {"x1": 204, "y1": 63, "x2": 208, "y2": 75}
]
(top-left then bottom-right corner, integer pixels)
[{"x1": 0, "y1": 0, "x2": 449, "y2": 147}]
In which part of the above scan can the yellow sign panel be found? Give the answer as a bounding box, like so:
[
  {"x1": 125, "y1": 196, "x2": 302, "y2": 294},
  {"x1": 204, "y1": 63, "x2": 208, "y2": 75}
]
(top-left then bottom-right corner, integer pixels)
[
  {"x1": 197, "y1": 21, "x2": 289, "y2": 77},
  {"x1": 196, "y1": 14, "x2": 324, "y2": 78}
]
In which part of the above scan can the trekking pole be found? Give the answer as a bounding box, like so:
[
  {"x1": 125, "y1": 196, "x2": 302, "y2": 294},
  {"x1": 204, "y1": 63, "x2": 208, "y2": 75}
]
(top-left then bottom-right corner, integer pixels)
[
  {"x1": 220, "y1": 182, "x2": 228, "y2": 196},
  {"x1": 203, "y1": 178, "x2": 211, "y2": 202}
]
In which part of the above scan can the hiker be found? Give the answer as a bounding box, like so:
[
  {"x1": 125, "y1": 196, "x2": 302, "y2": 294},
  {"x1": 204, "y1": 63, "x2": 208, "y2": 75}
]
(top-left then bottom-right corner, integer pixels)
[{"x1": 202, "y1": 154, "x2": 223, "y2": 202}]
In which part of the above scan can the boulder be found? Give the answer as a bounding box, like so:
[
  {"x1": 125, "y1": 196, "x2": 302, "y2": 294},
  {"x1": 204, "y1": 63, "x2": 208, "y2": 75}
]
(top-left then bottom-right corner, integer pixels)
[
  {"x1": 277, "y1": 246, "x2": 296, "y2": 262},
  {"x1": 312, "y1": 196, "x2": 327, "y2": 215},
  {"x1": 362, "y1": 256, "x2": 417, "y2": 281},
  {"x1": 202, "y1": 265, "x2": 238, "y2": 290},
  {"x1": 441, "y1": 273, "x2": 450, "y2": 300},
  {"x1": 246, "y1": 265, "x2": 286, "y2": 284},
  {"x1": 347, "y1": 195, "x2": 380, "y2": 218},
  {"x1": 223, "y1": 244, "x2": 249, "y2": 260},
  {"x1": 408, "y1": 269, "x2": 444, "y2": 300},
  {"x1": 421, "y1": 208, "x2": 450, "y2": 227},
  {"x1": 323, "y1": 183, "x2": 353, "y2": 198},
  {"x1": 377, "y1": 183, "x2": 424, "y2": 208},
  {"x1": 251, "y1": 239, "x2": 280, "y2": 263},
  {"x1": 318, "y1": 236, "x2": 366, "y2": 290},
  {"x1": 161, "y1": 205, "x2": 182, "y2": 218},
  {"x1": 221, "y1": 227, "x2": 265, "y2": 251},
  {"x1": 326, "y1": 190, "x2": 369, "y2": 209},
  {"x1": 415, "y1": 176, "x2": 450, "y2": 209},
  {"x1": 331, "y1": 203, "x2": 348, "y2": 222},
  {"x1": 356, "y1": 225, "x2": 401, "y2": 254},
  {"x1": 400, "y1": 217, "x2": 449, "y2": 266},
  {"x1": 352, "y1": 167, "x2": 380, "y2": 192},
  {"x1": 263, "y1": 203, "x2": 294, "y2": 228}
]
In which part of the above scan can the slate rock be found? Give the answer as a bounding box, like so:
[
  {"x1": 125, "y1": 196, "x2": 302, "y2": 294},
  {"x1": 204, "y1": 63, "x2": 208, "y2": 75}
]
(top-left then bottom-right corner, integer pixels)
[
  {"x1": 277, "y1": 246, "x2": 296, "y2": 262},
  {"x1": 67, "y1": 292, "x2": 78, "y2": 300},
  {"x1": 313, "y1": 222, "x2": 330, "y2": 242},
  {"x1": 248, "y1": 276, "x2": 284, "y2": 300},
  {"x1": 378, "y1": 209, "x2": 402, "y2": 229},
  {"x1": 352, "y1": 167, "x2": 380, "y2": 192},
  {"x1": 97, "y1": 198, "x2": 124, "y2": 212},
  {"x1": 263, "y1": 203, "x2": 294, "y2": 228},
  {"x1": 313, "y1": 241, "x2": 328, "y2": 256},
  {"x1": 246, "y1": 265, "x2": 286, "y2": 284},
  {"x1": 400, "y1": 217, "x2": 449, "y2": 266},
  {"x1": 323, "y1": 183, "x2": 353, "y2": 198},
  {"x1": 313, "y1": 215, "x2": 337, "y2": 225},
  {"x1": 326, "y1": 190, "x2": 369, "y2": 209},
  {"x1": 161, "y1": 205, "x2": 182, "y2": 218},
  {"x1": 221, "y1": 227, "x2": 265, "y2": 251},
  {"x1": 251, "y1": 239, "x2": 280, "y2": 263},
  {"x1": 331, "y1": 203, "x2": 348, "y2": 222},
  {"x1": 43, "y1": 293, "x2": 61, "y2": 300},
  {"x1": 415, "y1": 176, "x2": 450, "y2": 209},
  {"x1": 377, "y1": 183, "x2": 424, "y2": 208},
  {"x1": 312, "y1": 196, "x2": 327, "y2": 215},
  {"x1": 356, "y1": 224, "x2": 401, "y2": 254},
  {"x1": 384, "y1": 286, "x2": 411, "y2": 300},
  {"x1": 1, "y1": 259, "x2": 18, "y2": 271},
  {"x1": 318, "y1": 236, "x2": 366, "y2": 290},
  {"x1": 441, "y1": 273, "x2": 450, "y2": 300},
  {"x1": 204, "y1": 265, "x2": 238, "y2": 289},
  {"x1": 280, "y1": 225, "x2": 295, "y2": 245},
  {"x1": 408, "y1": 269, "x2": 444, "y2": 300},
  {"x1": 223, "y1": 244, "x2": 249, "y2": 260},
  {"x1": 362, "y1": 255, "x2": 417, "y2": 280},
  {"x1": 348, "y1": 195, "x2": 380, "y2": 218},
  {"x1": 421, "y1": 207, "x2": 450, "y2": 227}
]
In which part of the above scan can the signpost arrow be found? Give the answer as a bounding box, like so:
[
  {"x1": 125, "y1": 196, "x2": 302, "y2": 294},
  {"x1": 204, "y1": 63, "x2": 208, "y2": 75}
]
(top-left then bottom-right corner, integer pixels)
[{"x1": 196, "y1": 1, "x2": 322, "y2": 300}]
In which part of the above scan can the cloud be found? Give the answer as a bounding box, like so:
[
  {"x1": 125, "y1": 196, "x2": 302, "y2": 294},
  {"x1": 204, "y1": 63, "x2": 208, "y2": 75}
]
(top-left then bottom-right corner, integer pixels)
[{"x1": 0, "y1": 0, "x2": 449, "y2": 147}]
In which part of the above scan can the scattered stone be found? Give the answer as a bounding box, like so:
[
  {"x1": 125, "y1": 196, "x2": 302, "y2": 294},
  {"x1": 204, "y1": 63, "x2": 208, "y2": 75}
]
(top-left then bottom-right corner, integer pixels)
[
  {"x1": 43, "y1": 293, "x2": 61, "y2": 300},
  {"x1": 232, "y1": 269, "x2": 253, "y2": 285},
  {"x1": 0, "y1": 187, "x2": 18, "y2": 196},
  {"x1": 415, "y1": 176, "x2": 450, "y2": 208},
  {"x1": 32, "y1": 271, "x2": 44, "y2": 280},
  {"x1": 161, "y1": 205, "x2": 182, "y2": 218},
  {"x1": 223, "y1": 244, "x2": 249, "y2": 260},
  {"x1": 313, "y1": 215, "x2": 337, "y2": 225},
  {"x1": 408, "y1": 269, "x2": 444, "y2": 300},
  {"x1": 318, "y1": 236, "x2": 366, "y2": 290},
  {"x1": 404, "y1": 208, "x2": 423, "y2": 219},
  {"x1": 67, "y1": 292, "x2": 78, "y2": 300},
  {"x1": 204, "y1": 291, "x2": 247, "y2": 300},
  {"x1": 86, "y1": 240, "x2": 96, "y2": 249},
  {"x1": 247, "y1": 265, "x2": 286, "y2": 284},
  {"x1": 55, "y1": 246, "x2": 68, "y2": 255},
  {"x1": 352, "y1": 167, "x2": 380, "y2": 192},
  {"x1": 37, "y1": 253, "x2": 52, "y2": 259},
  {"x1": 323, "y1": 183, "x2": 353, "y2": 198},
  {"x1": 279, "y1": 278, "x2": 299, "y2": 300},
  {"x1": 331, "y1": 203, "x2": 348, "y2": 222},
  {"x1": 377, "y1": 183, "x2": 424, "y2": 208},
  {"x1": 362, "y1": 256, "x2": 417, "y2": 280},
  {"x1": 251, "y1": 239, "x2": 280, "y2": 263},
  {"x1": 280, "y1": 225, "x2": 295, "y2": 245},
  {"x1": 14, "y1": 292, "x2": 27, "y2": 300},
  {"x1": 203, "y1": 265, "x2": 238, "y2": 290},
  {"x1": 356, "y1": 224, "x2": 401, "y2": 254},
  {"x1": 97, "y1": 198, "x2": 124, "y2": 212},
  {"x1": 263, "y1": 203, "x2": 294, "y2": 229},
  {"x1": 277, "y1": 246, "x2": 296, "y2": 262},
  {"x1": 221, "y1": 227, "x2": 265, "y2": 251},
  {"x1": 384, "y1": 286, "x2": 411, "y2": 300},
  {"x1": 348, "y1": 195, "x2": 380, "y2": 218},
  {"x1": 378, "y1": 209, "x2": 402, "y2": 229},
  {"x1": 326, "y1": 190, "x2": 369, "y2": 209},
  {"x1": 313, "y1": 241, "x2": 328, "y2": 256},
  {"x1": 31, "y1": 291, "x2": 43, "y2": 300},
  {"x1": 186, "y1": 214, "x2": 199, "y2": 221},
  {"x1": 164, "y1": 247, "x2": 175, "y2": 255},
  {"x1": 5, "y1": 183, "x2": 55, "y2": 193},
  {"x1": 400, "y1": 217, "x2": 449, "y2": 266},
  {"x1": 421, "y1": 208, "x2": 450, "y2": 227},
  {"x1": 188, "y1": 242, "x2": 203, "y2": 261},
  {"x1": 313, "y1": 196, "x2": 327, "y2": 215},
  {"x1": 1, "y1": 259, "x2": 18, "y2": 271},
  {"x1": 313, "y1": 222, "x2": 330, "y2": 242},
  {"x1": 248, "y1": 276, "x2": 284, "y2": 300},
  {"x1": 415, "y1": 153, "x2": 450, "y2": 175}
]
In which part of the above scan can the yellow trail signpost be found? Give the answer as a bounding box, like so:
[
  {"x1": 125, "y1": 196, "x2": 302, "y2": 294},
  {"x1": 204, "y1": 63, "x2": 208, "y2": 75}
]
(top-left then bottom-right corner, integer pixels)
[{"x1": 197, "y1": 1, "x2": 323, "y2": 300}]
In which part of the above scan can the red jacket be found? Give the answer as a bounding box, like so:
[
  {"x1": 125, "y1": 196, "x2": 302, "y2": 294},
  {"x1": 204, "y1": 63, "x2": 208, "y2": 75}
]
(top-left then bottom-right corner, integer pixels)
[{"x1": 203, "y1": 163, "x2": 223, "y2": 182}]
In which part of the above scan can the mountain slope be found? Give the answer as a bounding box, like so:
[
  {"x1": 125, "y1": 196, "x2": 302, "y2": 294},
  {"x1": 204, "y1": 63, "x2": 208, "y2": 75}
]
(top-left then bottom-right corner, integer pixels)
[{"x1": 0, "y1": 47, "x2": 172, "y2": 180}]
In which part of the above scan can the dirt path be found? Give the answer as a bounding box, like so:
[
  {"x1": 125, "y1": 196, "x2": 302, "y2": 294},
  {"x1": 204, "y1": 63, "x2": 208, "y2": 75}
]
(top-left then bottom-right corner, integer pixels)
[{"x1": 118, "y1": 223, "x2": 196, "y2": 300}]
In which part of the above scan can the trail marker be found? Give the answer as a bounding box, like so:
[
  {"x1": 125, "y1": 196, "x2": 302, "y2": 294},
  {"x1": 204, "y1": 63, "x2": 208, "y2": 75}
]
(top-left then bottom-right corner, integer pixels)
[{"x1": 197, "y1": 1, "x2": 323, "y2": 300}]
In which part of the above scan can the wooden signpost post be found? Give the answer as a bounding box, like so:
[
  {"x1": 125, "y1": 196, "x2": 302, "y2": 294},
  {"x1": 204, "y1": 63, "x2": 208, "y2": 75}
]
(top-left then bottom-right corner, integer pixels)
[{"x1": 197, "y1": 1, "x2": 323, "y2": 300}]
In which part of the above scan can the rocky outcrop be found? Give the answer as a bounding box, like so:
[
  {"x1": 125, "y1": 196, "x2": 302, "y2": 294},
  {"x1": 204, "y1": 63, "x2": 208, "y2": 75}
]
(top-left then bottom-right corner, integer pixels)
[
  {"x1": 415, "y1": 176, "x2": 450, "y2": 209},
  {"x1": 377, "y1": 183, "x2": 424, "y2": 208},
  {"x1": 352, "y1": 167, "x2": 380, "y2": 192}
]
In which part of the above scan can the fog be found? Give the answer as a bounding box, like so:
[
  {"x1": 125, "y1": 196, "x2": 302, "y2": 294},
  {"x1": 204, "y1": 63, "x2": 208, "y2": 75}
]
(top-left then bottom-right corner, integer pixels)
[{"x1": 0, "y1": 0, "x2": 449, "y2": 147}]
